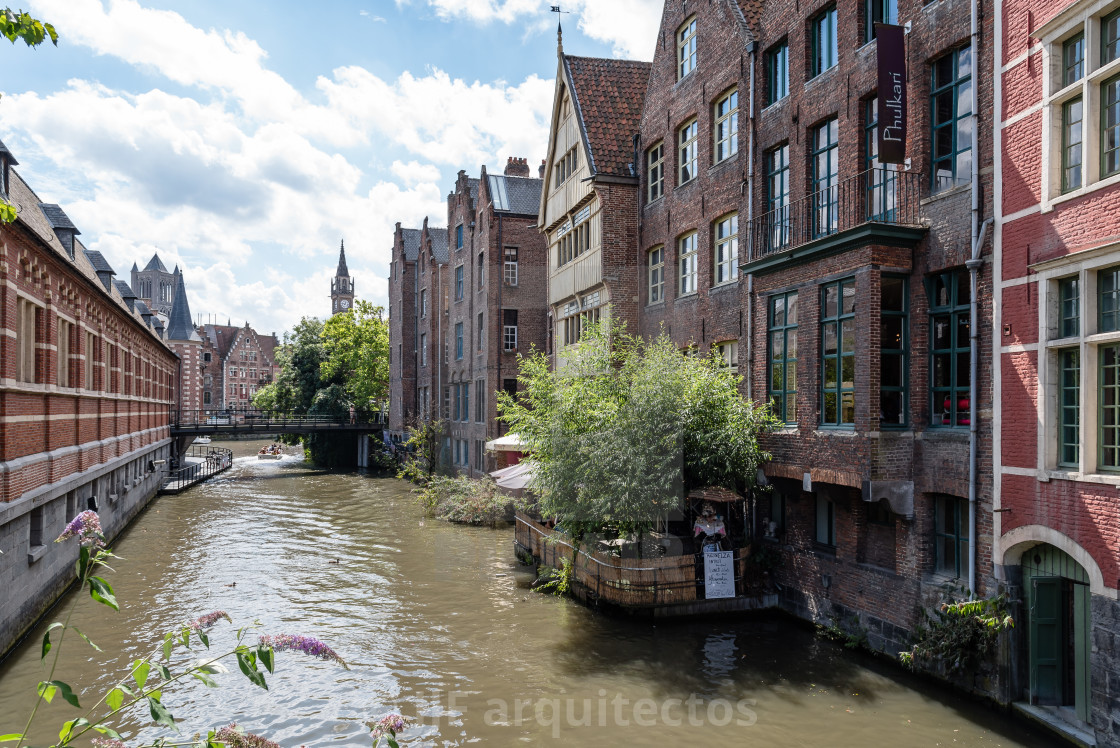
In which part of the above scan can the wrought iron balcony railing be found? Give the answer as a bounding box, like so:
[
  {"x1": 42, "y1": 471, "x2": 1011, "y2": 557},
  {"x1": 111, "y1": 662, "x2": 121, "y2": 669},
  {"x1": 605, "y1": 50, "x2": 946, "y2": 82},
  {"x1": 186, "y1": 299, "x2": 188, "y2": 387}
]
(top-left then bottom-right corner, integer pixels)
[{"x1": 747, "y1": 167, "x2": 925, "y2": 264}]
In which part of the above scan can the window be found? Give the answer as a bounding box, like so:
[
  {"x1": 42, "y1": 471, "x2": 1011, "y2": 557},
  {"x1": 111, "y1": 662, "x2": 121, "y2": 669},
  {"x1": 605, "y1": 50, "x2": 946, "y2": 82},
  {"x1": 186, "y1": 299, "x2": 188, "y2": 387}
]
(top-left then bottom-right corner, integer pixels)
[
  {"x1": 85, "y1": 332, "x2": 95, "y2": 389},
  {"x1": 865, "y1": 0, "x2": 897, "y2": 42},
  {"x1": 768, "y1": 291, "x2": 798, "y2": 423},
  {"x1": 1104, "y1": 75, "x2": 1120, "y2": 178},
  {"x1": 503, "y1": 379, "x2": 517, "y2": 399},
  {"x1": 453, "y1": 384, "x2": 461, "y2": 422},
  {"x1": 678, "y1": 16, "x2": 697, "y2": 79},
  {"x1": 1062, "y1": 97, "x2": 1084, "y2": 192},
  {"x1": 1059, "y1": 348, "x2": 1080, "y2": 467},
  {"x1": 715, "y1": 340, "x2": 738, "y2": 368},
  {"x1": 880, "y1": 276, "x2": 909, "y2": 427},
  {"x1": 648, "y1": 246, "x2": 665, "y2": 304},
  {"x1": 503, "y1": 309, "x2": 518, "y2": 352},
  {"x1": 648, "y1": 142, "x2": 664, "y2": 201},
  {"x1": 204, "y1": 352, "x2": 211, "y2": 363},
  {"x1": 821, "y1": 279, "x2": 856, "y2": 426},
  {"x1": 714, "y1": 89, "x2": 739, "y2": 163},
  {"x1": 55, "y1": 318, "x2": 69, "y2": 387},
  {"x1": 678, "y1": 232, "x2": 698, "y2": 295},
  {"x1": 555, "y1": 147, "x2": 579, "y2": 187},
  {"x1": 934, "y1": 495, "x2": 969, "y2": 578},
  {"x1": 766, "y1": 41, "x2": 789, "y2": 105},
  {"x1": 462, "y1": 384, "x2": 469, "y2": 424},
  {"x1": 929, "y1": 268, "x2": 971, "y2": 427},
  {"x1": 812, "y1": 118, "x2": 839, "y2": 238},
  {"x1": 1064, "y1": 33, "x2": 1085, "y2": 87},
  {"x1": 1059, "y1": 275, "x2": 1080, "y2": 337},
  {"x1": 815, "y1": 492, "x2": 835, "y2": 548},
  {"x1": 679, "y1": 119, "x2": 699, "y2": 185},
  {"x1": 504, "y1": 247, "x2": 518, "y2": 286},
  {"x1": 455, "y1": 266, "x2": 464, "y2": 300},
  {"x1": 16, "y1": 298, "x2": 37, "y2": 384},
  {"x1": 204, "y1": 391, "x2": 211, "y2": 405},
  {"x1": 765, "y1": 492, "x2": 786, "y2": 538},
  {"x1": 1104, "y1": 9, "x2": 1120, "y2": 65},
  {"x1": 931, "y1": 45, "x2": 973, "y2": 192},
  {"x1": 477, "y1": 251, "x2": 484, "y2": 289},
  {"x1": 556, "y1": 216, "x2": 591, "y2": 267},
  {"x1": 477, "y1": 312, "x2": 484, "y2": 351},
  {"x1": 866, "y1": 98, "x2": 898, "y2": 220},
  {"x1": 767, "y1": 145, "x2": 791, "y2": 249},
  {"x1": 421, "y1": 289, "x2": 428, "y2": 318},
  {"x1": 476, "y1": 379, "x2": 485, "y2": 423},
  {"x1": 455, "y1": 323, "x2": 464, "y2": 360},
  {"x1": 559, "y1": 295, "x2": 602, "y2": 347},
  {"x1": 29, "y1": 505, "x2": 44, "y2": 549},
  {"x1": 456, "y1": 224, "x2": 463, "y2": 249},
  {"x1": 713, "y1": 214, "x2": 738, "y2": 285},
  {"x1": 811, "y1": 6, "x2": 838, "y2": 78}
]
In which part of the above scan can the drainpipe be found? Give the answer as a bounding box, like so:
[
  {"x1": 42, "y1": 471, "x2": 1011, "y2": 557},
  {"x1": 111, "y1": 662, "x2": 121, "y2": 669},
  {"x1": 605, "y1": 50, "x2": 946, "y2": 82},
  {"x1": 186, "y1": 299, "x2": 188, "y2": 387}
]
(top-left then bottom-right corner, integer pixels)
[
  {"x1": 745, "y1": 43, "x2": 757, "y2": 401},
  {"x1": 495, "y1": 210, "x2": 504, "y2": 447}
]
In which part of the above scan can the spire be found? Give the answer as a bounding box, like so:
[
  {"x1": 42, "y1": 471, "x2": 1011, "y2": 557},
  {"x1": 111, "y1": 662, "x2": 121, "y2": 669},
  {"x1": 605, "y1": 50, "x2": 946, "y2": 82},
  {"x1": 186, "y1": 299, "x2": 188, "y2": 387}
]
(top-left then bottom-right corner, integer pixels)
[
  {"x1": 166, "y1": 270, "x2": 201, "y2": 342},
  {"x1": 335, "y1": 239, "x2": 349, "y2": 277}
]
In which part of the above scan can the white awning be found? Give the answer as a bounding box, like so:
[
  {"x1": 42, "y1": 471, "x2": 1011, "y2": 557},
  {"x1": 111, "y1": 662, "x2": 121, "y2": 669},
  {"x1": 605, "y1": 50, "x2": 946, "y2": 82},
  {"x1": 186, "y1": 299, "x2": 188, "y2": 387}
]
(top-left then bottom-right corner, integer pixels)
[
  {"x1": 485, "y1": 433, "x2": 527, "y2": 452},
  {"x1": 490, "y1": 460, "x2": 534, "y2": 490}
]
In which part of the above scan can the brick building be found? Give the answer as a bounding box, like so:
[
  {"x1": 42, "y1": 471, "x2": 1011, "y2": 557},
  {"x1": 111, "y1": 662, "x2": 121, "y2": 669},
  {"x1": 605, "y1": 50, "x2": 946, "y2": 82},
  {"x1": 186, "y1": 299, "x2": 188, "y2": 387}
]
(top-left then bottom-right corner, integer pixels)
[
  {"x1": 199, "y1": 322, "x2": 280, "y2": 411},
  {"x1": 994, "y1": 0, "x2": 1120, "y2": 739},
  {"x1": 414, "y1": 217, "x2": 450, "y2": 445},
  {"x1": 0, "y1": 142, "x2": 176, "y2": 656},
  {"x1": 387, "y1": 224, "x2": 422, "y2": 442},
  {"x1": 165, "y1": 270, "x2": 203, "y2": 413}
]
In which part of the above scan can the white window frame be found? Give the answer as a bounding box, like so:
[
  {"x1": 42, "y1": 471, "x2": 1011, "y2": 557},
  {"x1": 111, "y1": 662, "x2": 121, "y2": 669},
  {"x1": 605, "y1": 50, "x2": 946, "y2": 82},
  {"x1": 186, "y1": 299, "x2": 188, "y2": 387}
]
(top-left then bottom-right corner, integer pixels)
[
  {"x1": 678, "y1": 16, "x2": 698, "y2": 80},
  {"x1": 679, "y1": 119, "x2": 699, "y2": 185},
  {"x1": 713, "y1": 213, "x2": 739, "y2": 286},
  {"x1": 713, "y1": 89, "x2": 739, "y2": 163},
  {"x1": 715, "y1": 340, "x2": 739, "y2": 368},
  {"x1": 504, "y1": 247, "x2": 519, "y2": 286},
  {"x1": 648, "y1": 245, "x2": 665, "y2": 304},
  {"x1": 648, "y1": 142, "x2": 664, "y2": 202},
  {"x1": 678, "y1": 232, "x2": 698, "y2": 296}
]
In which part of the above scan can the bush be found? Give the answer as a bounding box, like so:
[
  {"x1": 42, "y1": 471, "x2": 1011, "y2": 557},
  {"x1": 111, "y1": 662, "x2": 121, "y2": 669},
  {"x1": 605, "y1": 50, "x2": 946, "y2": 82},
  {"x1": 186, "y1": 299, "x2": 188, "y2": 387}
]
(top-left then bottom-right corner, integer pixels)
[
  {"x1": 416, "y1": 475, "x2": 529, "y2": 526},
  {"x1": 899, "y1": 595, "x2": 1014, "y2": 675}
]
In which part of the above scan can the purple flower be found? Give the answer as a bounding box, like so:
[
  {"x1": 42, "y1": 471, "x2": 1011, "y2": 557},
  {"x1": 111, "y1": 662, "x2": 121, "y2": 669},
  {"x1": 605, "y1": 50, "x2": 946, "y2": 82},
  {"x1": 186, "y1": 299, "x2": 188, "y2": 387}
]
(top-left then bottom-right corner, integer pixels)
[
  {"x1": 258, "y1": 634, "x2": 347, "y2": 668},
  {"x1": 368, "y1": 714, "x2": 407, "y2": 740},
  {"x1": 55, "y1": 510, "x2": 104, "y2": 547},
  {"x1": 188, "y1": 610, "x2": 232, "y2": 630},
  {"x1": 214, "y1": 724, "x2": 281, "y2": 748},
  {"x1": 91, "y1": 739, "x2": 129, "y2": 748}
]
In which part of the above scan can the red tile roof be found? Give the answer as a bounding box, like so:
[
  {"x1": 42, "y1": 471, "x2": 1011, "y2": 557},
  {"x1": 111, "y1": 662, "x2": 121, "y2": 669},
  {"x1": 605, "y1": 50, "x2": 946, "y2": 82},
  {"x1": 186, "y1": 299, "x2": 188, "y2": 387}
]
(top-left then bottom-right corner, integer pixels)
[{"x1": 564, "y1": 55, "x2": 651, "y2": 179}]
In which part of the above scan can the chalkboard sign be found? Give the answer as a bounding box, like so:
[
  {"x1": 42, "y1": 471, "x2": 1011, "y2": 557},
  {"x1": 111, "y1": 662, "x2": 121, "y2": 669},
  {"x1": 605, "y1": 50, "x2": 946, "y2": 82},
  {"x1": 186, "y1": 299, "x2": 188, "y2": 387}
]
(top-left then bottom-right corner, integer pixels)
[{"x1": 704, "y1": 550, "x2": 735, "y2": 599}]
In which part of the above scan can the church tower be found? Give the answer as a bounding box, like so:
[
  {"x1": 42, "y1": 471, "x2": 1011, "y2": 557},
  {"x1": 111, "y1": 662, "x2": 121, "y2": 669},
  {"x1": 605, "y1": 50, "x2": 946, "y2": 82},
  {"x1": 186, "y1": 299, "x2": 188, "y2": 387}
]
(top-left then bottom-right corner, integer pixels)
[{"x1": 330, "y1": 239, "x2": 355, "y2": 315}]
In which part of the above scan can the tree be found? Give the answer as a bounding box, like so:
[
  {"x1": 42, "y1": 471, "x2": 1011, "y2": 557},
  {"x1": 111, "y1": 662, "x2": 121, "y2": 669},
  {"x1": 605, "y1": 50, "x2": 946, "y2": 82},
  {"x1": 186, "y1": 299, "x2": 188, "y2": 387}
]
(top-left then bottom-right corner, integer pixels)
[
  {"x1": 1, "y1": 8, "x2": 58, "y2": 224},
  {"x1": 320, "y1": 300, "x2": 390, "y2": 412},
  {"x1": 497, "y1": 314, "x2": 777, "y2": 539}
]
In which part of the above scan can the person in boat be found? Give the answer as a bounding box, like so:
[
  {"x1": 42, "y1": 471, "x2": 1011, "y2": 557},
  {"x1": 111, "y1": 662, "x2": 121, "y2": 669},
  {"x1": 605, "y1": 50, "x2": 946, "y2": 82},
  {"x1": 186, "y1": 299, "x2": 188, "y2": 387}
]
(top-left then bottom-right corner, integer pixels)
[{"x1": 693, "y1": 501, "x2": 727, "y2": 553}]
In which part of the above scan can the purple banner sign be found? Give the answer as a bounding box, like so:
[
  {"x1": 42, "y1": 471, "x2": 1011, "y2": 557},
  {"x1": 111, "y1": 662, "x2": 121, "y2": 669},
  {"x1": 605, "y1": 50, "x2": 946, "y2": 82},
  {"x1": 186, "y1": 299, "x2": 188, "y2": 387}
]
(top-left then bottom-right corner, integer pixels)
[{"x1": 876, "y1": 23, "x2": 907, "y2": 165}]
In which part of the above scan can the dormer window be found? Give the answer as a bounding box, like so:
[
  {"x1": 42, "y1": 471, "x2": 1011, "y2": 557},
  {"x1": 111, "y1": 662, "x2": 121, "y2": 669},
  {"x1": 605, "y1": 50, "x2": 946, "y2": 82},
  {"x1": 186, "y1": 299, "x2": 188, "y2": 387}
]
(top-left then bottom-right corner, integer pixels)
[
  {"x1": 554, "y1": 146, "x2": 579, "y2": 188},
  {"x1": 678, "y1": 16, "x2": 697, "y2": 80}
]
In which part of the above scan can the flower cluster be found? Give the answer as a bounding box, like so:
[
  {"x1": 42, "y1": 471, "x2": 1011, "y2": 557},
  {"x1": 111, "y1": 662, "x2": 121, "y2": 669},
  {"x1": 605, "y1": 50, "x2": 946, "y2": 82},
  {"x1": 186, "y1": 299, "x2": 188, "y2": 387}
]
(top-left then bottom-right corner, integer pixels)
[
  {"x1": 214, "y1": 723, "x2": 281, "y2": 748},
  {"x1": 188, "y1": 610, "x2": 232, "y2": 630},
  {"x1": 55, "y1": 510, "x2": 104, "y2": 548},
  {"x1": 91, "y1": 739, "x2": 129, "y2": 748},
  {"x1": 258, "y1": 634, "x2": 347, "y2": 667},
  {"x1": 368, "y1": 714, "x2": 407, "y2": 740}
]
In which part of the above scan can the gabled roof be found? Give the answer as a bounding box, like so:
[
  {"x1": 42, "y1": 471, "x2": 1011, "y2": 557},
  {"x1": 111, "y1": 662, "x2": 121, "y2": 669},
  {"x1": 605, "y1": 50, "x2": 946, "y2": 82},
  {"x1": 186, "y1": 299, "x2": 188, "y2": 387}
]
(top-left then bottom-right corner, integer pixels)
[
  {"x1": 114, "y1": 279, "x2": 137, "y2": 299},
  {"x1": 733, "y1": 0, "x2": 762, "y2": 40},
  {"x1": 336, "y1": 239, "x2": 349, "y2": 277},
  {"x1": 564, "y1": 55, "x2": 650, "y2": 178},
  {"x1": 39, "y1": 203, "x2": 80, "y2": 234},
  {"x1": 429, "y1": 228, "x2": 449, "y2": 264},
  {"x1": 0, "y1": 137, "x2": 19, "y2": 166},
  {"x1": 83, "y1": 249, "x2": 114, "y2": 274},
  {"x1": 401, "y1": 228, "x2": 422, "y2": 261},
  {"x1": 488, "y1": 174, "x2": 543, "y2": 216},
  {"x1": 166, "y1": 271, "x2": 201, "y2": 342},
  {"x1": 144, "y1": 253, "x2": 168, "y2": 273}
]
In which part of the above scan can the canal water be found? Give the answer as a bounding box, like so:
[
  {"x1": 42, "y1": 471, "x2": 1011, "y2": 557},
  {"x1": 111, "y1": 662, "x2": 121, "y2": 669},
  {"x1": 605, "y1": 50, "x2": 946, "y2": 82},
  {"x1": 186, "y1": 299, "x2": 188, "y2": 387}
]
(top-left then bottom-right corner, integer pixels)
[{"x1": 0, "y1": 440, "x2": 1057, "y2": 747}]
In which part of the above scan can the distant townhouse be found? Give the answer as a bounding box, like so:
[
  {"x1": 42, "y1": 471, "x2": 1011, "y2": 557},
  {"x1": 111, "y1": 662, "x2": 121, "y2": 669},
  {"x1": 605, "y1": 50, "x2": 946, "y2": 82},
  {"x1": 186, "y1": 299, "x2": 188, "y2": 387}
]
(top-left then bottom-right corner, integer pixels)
[
  {"x1": 415, "y1": 217, "x2": 450, "y2": 437},
  {"x1": 387, "y1": 223, "x2": 422, "y2": 442},
  {"x1": 994, "y1": 0, "x2": 1120, "y2": 739},
  {"x1": 0, "y1": 140, "x2": 175, "y2": 656},
  {"x1": 199, "y1": 322, "x2": 280, "y2": 411}
]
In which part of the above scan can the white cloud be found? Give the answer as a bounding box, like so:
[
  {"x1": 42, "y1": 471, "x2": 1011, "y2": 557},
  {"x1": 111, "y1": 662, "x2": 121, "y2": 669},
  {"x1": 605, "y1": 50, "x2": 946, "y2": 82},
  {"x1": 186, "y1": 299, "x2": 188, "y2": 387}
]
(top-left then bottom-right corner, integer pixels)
[{"x1": 390, "y1": 160, "x2": 443, "y2": 187}]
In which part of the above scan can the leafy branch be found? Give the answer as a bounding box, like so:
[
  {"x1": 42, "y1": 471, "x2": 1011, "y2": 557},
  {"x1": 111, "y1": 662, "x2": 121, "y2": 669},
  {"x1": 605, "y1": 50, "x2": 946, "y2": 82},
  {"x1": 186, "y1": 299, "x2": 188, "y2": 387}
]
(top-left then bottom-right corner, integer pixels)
[{"x1": 899, "y1": 595, "x2": 1015, "y2": 675}]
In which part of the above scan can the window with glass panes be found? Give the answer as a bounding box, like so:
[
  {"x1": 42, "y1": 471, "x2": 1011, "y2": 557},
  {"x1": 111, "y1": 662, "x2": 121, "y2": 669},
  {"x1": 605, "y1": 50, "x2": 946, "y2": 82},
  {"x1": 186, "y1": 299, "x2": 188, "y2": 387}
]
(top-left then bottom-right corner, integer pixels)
[
  {"x1": 679, "y1": 119, "x2": 699, "y2": 184},
  {"x1": 715, "y1": 341, "x2": 738, "y2": 368},
  {"x1": 767, "y1": 41, "x2": 789, "y2": 105},
  {"x1": 1104, "y1": 75, "x2": 1120, "y2": 178},
  {"x1": 768, "y1": 291, "x2": 798, "y2": 424},
  {"x1": 768, "y1": 145, "x2": 790, "y2": 249},
  {"x1": 931, "y1": 46, "x2": 973, "y2": 192},
  {"x1": 811, "y1": 6, "x2": 838, "y2": 78},
  {"x1": 714, "y1": 89, "x2": 739, "y2": 163},
  {"x1": 648, "y1": 246, "x2": 665, "y2": 303},
  {"x1": 865, "y1": 0, "x2": 897, "y2": 42},
  {"x1": 1102, "y1": 344, "x2": 1120, "y2": 468},
  {"x1": 815, "y1": 492, "x2": 835, "y2": 548},
  {"x1": 1059, "y1": 275, "x2": 1080, "y2": 337},
  {"x1": 456, "y1": 224, "x2": 463, "y2": 249},
  {"x1": 648, "y1": 142, "x2": 664, "y2": 201},
  {"x1": 503, "y1": 309, "x2": 518, "y2": 351},
  {"x1": 865, "y1": 98, "x2": 898, "y2": 220},
  {"x1": 455, "y1": 265, "x2": 464, "y2": 300},
  {"x1": 455, "y1": 323, "x2": 464, "y2": 360},
  {"x1": 504, "y1": 247, "x2": 518, "y2": 286},
  {"x1": 713, "y1": 214, "x2": 738, "y2": 285},
  {"x1": 1059, "y1": 348, "x2": 1081, "y2": 467},
  {"x1": 679, "y1": 233, "x2": 698, "y2": 295},
  {"x1": 821, "y1": 279, "x2": 856, "y2": 426},
  {"x1": 881, "y1": 276, "x2": 909, "y2": 427},
  {"x1": 1064, "y1": 33, "x2": 1085, "y2": 87},
  {"x1": 1063, "y1": 97, "x2": 1084, "y2": 192},
  {"x1": 929, "y1": 269, "x2": 971, "y2": 427},
  {"x1": 1100, "y1": 265, "x2": 1120, "y2": 332},
  {"x1": 1103, "y1": 9, "x2": 1120, "y2": 65},
  {"x1": 477, "y1": 312, "x2": 484, "y2": 351},
  {"x1": 678, "y1": 17, "x2": 697, "y2": 79},
  {"x1": 812, "y1": 118, "x2": 840, "y2": 238},
  {"x1": 934, "y1": 495, "x2": 969, "y2": 577}
]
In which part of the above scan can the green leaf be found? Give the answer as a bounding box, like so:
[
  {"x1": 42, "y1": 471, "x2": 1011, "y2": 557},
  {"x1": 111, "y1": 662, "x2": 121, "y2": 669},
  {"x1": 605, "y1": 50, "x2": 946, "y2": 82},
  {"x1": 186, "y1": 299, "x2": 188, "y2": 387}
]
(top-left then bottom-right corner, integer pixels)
[
  {"x1": 46, "y1": 680, "x2": 81, "y2": 708},
  {"x1": 0, "y1": 735, "x2": 24, "y2": 743},
  {"x1": 257, "y1": 645, "x2": 274, "y2": 674},
  {"x1": 58, "y1": 717, "x2": 89, "y2": 743},
  {"x1": 197, "y1": 629, "x2": 210, "y2": 649},
  {"x1": 41, "y1": 622, "x2": 64, "y2": 661},
  {"x1": 92, "y1": 725, "x2": 123, "y2": 740},
  {"x1": 162, "y1": 632, "x2": 174, "y2": 661},
  {"x1": 157, "y1": 664, "x2": 171, "y2": 681},
  {"x1": 235, "y1": 652, "x2": 267, "y2": 690},
  {"x1": 106, "y1": 687, "x2": 125, "y2": 712},
  {"x1": 147, "y1": 695, "x2": 177, "y2": 730},
  {"x1": 88, "y1": 576, "x2": 119, "y2": 611},
  {"x1": 133, "y1": 660, "x2": 151, "y2": 691},
  {"x1": 191, "y1": 671, "x2": 218, "y2": 688},
  {"x1": 179, "y1": 628, "x2": 190, "y2": 648},
  {"x1": 71, "y1": 626, "x2": 101, "y2": 652},
  {"x1": 37, "y1": 681, "x2": 57, "y2": 703},
  {"x1": 76, "y1": 545, "x2": 90, "y2": 581}
]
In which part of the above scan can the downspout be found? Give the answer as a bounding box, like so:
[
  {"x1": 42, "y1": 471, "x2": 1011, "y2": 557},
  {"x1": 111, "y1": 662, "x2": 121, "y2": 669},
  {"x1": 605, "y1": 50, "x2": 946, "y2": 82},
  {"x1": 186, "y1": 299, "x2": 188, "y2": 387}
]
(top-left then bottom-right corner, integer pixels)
[
  {"x1": 745, "y1": 43, "x2": 757, "y2": 401},
  {"x1": 496, "y1": 210, "x2": 504, "y2": 444}
]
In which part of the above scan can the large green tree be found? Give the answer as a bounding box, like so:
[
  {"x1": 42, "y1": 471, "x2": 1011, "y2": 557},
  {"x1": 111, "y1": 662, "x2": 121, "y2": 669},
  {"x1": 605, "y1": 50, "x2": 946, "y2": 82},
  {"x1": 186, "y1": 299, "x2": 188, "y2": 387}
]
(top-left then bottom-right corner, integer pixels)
[
  {"x1": 320, "y1": 299, "x2": 389, "y2": 411},
  {"x1": 497, "y1": 315, "x2": 777, "y2": 539}
]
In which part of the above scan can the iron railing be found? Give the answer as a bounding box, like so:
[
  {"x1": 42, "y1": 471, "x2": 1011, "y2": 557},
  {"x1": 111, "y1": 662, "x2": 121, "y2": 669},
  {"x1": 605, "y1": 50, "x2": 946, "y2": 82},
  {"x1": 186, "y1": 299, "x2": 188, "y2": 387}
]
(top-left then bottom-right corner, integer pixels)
[
  {"x1": 171, "y1": 407, "x2": 388, "y2": 431},
  {"x1": 163, "y1": 445, "x2": 233, "y2": 492},
  {"x1": 747, "y1": 167, "x2": 924, "y2": 263}
]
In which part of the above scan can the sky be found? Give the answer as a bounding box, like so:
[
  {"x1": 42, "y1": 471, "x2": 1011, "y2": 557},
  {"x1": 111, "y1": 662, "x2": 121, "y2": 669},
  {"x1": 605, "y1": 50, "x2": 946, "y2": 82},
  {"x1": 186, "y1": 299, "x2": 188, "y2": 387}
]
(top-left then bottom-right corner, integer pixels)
[{"x1": 1, "y1": 0, "x2": 662, "y2": 336}]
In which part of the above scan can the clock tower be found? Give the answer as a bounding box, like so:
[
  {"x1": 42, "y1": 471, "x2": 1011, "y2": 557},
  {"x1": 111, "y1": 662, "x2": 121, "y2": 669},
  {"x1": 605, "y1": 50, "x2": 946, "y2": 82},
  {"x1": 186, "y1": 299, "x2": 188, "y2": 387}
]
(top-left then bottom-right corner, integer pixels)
[{"x1": 331, "y1": 239, "x2": 355, "y2": 315}]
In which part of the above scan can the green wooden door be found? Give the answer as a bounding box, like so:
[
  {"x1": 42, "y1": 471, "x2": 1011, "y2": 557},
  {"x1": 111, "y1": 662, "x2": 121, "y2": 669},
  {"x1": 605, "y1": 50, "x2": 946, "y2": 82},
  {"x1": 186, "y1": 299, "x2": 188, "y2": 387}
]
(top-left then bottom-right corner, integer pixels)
[{"x1": 1030, "y1": 576, "x2": 1063, "y2": 705}]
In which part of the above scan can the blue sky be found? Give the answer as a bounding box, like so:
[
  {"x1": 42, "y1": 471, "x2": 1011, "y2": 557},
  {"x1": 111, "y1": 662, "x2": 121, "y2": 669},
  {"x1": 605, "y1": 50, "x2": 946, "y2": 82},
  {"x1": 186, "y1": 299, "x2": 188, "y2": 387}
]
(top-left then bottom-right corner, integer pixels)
[{"x1": 1, "y1": 0, "x2": 660, "y2": 335}]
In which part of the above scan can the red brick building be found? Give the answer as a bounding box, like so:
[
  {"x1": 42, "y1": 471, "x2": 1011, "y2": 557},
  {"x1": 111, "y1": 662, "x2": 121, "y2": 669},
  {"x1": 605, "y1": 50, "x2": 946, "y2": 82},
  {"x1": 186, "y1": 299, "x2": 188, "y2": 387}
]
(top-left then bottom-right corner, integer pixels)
[
  {"x1": 414, "y1": 217, "x2": 450, "y2": 448},
  {"x1": 199, "y1": 322, "x2": 280, "y2": 411},
  {"x1": 995, "y1": 0, "x2": 1120, "y2": 738},
  {"x1": 387, "y1": 223, "x2": 422, "y2": 442},
  {"x1": 0, "y1": 143, "x2": 176, "y2": 656}
]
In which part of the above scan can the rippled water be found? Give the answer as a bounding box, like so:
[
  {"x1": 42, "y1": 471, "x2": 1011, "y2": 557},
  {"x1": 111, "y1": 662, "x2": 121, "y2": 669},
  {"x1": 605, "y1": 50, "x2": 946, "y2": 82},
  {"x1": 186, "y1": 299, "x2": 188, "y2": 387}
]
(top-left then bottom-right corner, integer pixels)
[{"x1": 0, "y1": 440, "x2": 1057, "y2": 746}]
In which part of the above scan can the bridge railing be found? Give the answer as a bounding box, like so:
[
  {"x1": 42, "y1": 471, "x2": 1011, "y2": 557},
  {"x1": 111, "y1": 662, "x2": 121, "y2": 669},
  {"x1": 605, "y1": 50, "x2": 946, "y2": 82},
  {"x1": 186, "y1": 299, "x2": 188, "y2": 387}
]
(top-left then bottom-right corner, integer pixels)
[
  {"x1": 164, "y1": 445, "x2": 233, "y2": 492},
  {"x1": 172, "y1": 407, "x2": 387, "y2": 430}
]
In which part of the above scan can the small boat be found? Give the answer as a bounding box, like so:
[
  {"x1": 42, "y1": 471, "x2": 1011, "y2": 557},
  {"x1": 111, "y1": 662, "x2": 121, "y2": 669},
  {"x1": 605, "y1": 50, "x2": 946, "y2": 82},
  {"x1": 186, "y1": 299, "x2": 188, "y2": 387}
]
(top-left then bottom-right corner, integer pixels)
[
  {"x1": 194, "y1": 436, "x2": 212, "y2": 445},
  {"x1": 257, "y1": 452, "x2": 282, "y2": 460}
]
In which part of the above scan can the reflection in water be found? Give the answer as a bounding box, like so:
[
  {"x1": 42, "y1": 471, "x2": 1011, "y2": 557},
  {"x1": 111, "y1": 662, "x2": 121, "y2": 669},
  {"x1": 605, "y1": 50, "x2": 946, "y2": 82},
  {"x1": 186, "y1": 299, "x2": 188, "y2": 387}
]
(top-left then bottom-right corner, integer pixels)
[{"x1": 0, "y1": 440, "x2": 1055, "y2": 747}]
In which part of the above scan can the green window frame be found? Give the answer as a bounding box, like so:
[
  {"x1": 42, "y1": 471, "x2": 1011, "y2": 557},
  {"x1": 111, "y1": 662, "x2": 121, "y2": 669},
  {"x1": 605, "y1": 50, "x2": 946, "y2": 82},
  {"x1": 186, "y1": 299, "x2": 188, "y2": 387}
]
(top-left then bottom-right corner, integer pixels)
[
  {"x1": 455, "y1": 265, "x2": 464, "y2": 300},
  {"x1": 1059, "y1": 348, "x2": 1081, "y2": 468},
  {"x1": 767, "y1": 144, "x2": 791, "y2": 249},
  {"x1": 880, "y1": 275, "x2": 909, "y2": 427},
  {"x1": 1102, "y1": 75, "x2": 1120, "y2": 179},
  {"x1": 811, "y1": 6, "x2": 838, "y2": 78},
  {"x1": 1063, "y1": 97, "x2": 1084, "y2": 193},
  {"x1": 1059, "y1": 275, "x2": 1080, "y2": 338},
  {"x1": 1102, "y1": 9, "x2": 1120, "y2": 66},
  {"x1": 866, "y1": 97, "x2": 898, "y2": 221},
  {"x1": 929, "y1": 268, "x2": 971, "y2": 427},
  {"x1": 455, "y1": 322, "x2": 463, "y2": 360},
  {"x1": 767, "y1": 41, "x2": 789, "y2": 105},
  {"x1": 865, "y1": 0, "x2": 898, "y2": 43},
  {"x1": 934, "y1": 495, "x2": 970, "y2": 578},
  {"x1": 812, "y1": 118, "x2": 839, "y2": 238},
  {"x1": 1099, "y1": 265, "x2": 1120, "y2": 332},
  {"x1": 1101, "y1": 343, "x2": 1120, "y2": 469},
  {"x1": 1063, "y1": 32, "x2": 1084, "y2": 87},
  {"x1": 931, "y1": 45, "x2": 974, "y2": 192},
  {"x1": 821, "y1": 278, "x2": 856, "y2": 427},
  {"x1": 768, "y1": 291, "x2": 798, "y2": 424}
]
